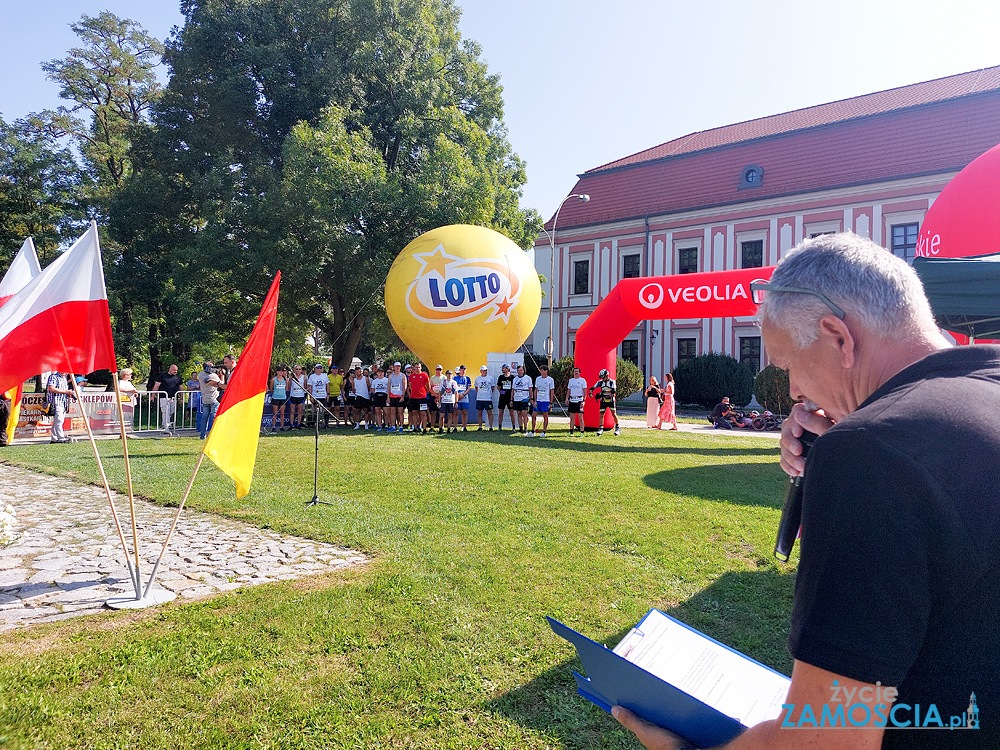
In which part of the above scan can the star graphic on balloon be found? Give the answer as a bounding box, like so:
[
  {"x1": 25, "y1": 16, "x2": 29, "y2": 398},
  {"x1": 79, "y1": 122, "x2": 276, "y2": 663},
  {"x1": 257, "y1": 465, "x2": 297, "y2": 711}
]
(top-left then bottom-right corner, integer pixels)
[
  {"x1": 492, "y1": 295, "x2": 514, "y2": 321},
  {"x1": 413, "y1": 244, "x2": 457, "y2": 278}
]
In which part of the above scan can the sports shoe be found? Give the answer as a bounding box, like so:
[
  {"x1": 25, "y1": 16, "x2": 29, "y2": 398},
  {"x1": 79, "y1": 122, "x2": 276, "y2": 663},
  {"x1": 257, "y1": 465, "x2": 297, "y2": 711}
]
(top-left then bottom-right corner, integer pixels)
[
  {"x1": 489, "y1": 427, "x2": 494, "y2": 431},
  {"x1": 477, "y1": 426, "x2": 483, "y2": 431},
  {"x1": 614, "y1": 426, "x2": 621, "y2": 436},
  {"x1": 462, "y1": 427, "x2": 468, "y2": 432},
  {"x1": 597, "y1": 428, "x2": 604, "y2": 436},
  {"x1": 354, "y1": 423, "x2": 361, "y2": 430},
  {"x1": 539, "y1": 432, "x2": 546, "y2": 438},
  {"x1": 525, "y1": 431, "x2": 534, "y2": 437}
]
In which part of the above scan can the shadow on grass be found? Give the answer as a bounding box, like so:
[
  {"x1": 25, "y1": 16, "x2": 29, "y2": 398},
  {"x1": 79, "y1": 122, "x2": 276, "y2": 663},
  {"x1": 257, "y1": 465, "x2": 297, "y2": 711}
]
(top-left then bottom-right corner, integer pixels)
[
  {"x1": 485, "y1": 568, "x2": 795, "y2": 747},
  {"x1": 643, "y1": 465, "x2": 787, "y2": 508}
]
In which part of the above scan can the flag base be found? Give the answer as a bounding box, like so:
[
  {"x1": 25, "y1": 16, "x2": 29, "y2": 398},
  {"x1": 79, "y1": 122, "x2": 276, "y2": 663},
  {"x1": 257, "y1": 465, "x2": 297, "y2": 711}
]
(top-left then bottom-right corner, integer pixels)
[{"x1": 105, "y1": 587, "x2": 177, "y2": 610}]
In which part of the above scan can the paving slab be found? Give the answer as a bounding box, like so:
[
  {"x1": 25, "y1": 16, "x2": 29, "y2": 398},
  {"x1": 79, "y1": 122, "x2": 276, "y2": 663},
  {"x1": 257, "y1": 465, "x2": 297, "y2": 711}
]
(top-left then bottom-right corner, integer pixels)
[{"x1": 0, "y1": 463, "x2": 367, "y2": 632}]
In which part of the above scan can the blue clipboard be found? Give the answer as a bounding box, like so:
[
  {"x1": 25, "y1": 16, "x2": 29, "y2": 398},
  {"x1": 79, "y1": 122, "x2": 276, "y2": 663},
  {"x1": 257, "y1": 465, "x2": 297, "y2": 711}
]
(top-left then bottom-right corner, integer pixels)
[{"x1": 547, "y1": 609, "x2": 786, "y2": 749}]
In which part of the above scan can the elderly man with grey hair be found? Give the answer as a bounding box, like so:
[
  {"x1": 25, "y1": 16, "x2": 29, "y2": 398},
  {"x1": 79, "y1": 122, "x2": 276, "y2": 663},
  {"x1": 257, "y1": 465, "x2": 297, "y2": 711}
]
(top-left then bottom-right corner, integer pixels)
[{"x1": 615, "y1": 233, "x2": 1000, "y2": 749}]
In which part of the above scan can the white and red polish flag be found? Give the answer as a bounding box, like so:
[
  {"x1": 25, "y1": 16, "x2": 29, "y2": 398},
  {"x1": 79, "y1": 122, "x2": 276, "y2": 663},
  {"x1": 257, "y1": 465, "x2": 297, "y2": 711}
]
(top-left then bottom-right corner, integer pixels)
[
  {"x1": 0, "y1": 221, "x2": 117, "y2": 396},
  {"x1": 0, "y1": 237, "x2": 42, "y2": 307}
]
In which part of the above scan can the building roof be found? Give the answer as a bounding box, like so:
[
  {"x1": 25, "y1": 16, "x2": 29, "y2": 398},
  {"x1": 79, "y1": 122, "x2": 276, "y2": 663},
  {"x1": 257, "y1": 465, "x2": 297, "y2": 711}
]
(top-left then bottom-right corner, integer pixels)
[{"x1": 545, "y1": 67, "x2": 1000, "y2": 233}]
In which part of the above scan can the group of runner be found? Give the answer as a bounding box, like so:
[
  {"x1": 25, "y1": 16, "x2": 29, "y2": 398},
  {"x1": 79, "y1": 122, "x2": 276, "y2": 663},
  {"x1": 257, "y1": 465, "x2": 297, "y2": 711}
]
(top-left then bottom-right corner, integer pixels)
[{"x1": 267, "y1": 361, "x2": 623, "y2": 437}]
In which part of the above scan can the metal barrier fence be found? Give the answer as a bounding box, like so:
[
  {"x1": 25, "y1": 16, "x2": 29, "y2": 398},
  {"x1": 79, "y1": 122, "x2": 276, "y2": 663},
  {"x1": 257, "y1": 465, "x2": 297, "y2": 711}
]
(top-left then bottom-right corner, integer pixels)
[
  {"x1": 128, "y1": 390, "x2": 326, "y2": 434},
  {"x1": 127, "y1": 390, "x2": 202, "y2": 433}
]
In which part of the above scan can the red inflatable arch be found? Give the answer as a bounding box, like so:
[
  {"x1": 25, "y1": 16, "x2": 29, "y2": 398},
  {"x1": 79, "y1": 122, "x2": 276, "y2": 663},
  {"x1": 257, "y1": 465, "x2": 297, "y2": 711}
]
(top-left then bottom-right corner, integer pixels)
[{"x1": 574, "y1": 266, "x2": 775, "y2": 428}]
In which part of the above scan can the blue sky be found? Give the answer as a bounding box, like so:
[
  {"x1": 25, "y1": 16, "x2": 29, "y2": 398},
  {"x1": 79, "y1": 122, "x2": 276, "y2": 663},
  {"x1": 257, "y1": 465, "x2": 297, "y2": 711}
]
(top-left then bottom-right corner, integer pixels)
[{"x1": 3, "y1": 0, "x2": 999, "y2": 220}]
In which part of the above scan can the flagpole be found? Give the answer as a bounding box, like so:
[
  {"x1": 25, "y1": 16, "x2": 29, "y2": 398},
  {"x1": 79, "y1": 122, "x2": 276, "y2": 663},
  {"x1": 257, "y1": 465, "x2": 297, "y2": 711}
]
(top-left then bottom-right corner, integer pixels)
[
  {"x1": 111, "y1": 376, "x2": 142, "y2": 597},
  {"x1": 70, "y1": 376, "x2": 140, "y2": 597},
  {"x1": 142, "y1": 452, "x2": 205, "y2": 599}
]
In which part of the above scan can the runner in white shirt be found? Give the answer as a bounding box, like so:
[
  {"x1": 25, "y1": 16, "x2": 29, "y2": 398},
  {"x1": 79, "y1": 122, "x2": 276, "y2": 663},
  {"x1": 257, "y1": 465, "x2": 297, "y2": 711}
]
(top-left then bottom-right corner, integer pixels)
[
  {"x1": 387, "y1": 362, "x2": 407, "y2": 432},
  {"x1": 289, "y1": 366, "x2": 307, "y2": 429},
  {"x1": 370, "y1": 369, "x2": 389, "y2": 431},
  {"x1": 531, "y1": 364, "x2": 556, "y2": 437},
  {"x1": 438, "y1": 370, "x2": 460, "y2": 432},
  {"x1": 511, "y1": 365, "x2": 533, "y2": 435},
  {"x1": 474, "y1": 366, "x2": 494, "y2": 431},
  {"x1": 566, "y1": 367, "x2": 588, "y2": 436},
  {"x1": 307, "y1": 364, "x2": 331, "y2": 428},
  {"x1": 351, "y1": 366, "x2": 372, "y2": 429}
]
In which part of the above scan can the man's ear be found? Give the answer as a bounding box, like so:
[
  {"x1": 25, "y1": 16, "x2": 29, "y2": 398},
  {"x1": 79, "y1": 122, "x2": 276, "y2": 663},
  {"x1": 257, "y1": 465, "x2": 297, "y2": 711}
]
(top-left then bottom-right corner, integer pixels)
[{"x1": 818, "y1": 315, "x2": 856, "y2": 368}]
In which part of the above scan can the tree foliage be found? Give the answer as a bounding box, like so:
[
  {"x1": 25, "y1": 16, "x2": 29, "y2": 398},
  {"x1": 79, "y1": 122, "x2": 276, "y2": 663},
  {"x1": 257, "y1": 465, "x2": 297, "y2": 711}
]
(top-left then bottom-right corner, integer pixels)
[
  {"x1": 0, "y1": 118, "x2": 87, "y2": 268},
  {"x1": 120, "y1": 0, "x2": 540, "y2": 371},
  {"x1": 754, "y1": 364, "x2": 794, "y2": 415},
  {"x1": 673, "y1": 352, "x2": 755, "y2": 407},
  {"x1": 37, "y1": 12, "x2": 163, "y2": 207}
]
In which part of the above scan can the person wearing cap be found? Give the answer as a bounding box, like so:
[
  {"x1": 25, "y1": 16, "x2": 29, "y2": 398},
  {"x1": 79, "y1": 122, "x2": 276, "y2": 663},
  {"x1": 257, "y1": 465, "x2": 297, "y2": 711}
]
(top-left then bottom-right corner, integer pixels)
[
  {"x1": 531, "y1": 364, "x2": 555, "y2": 438},
  {"x1": 387, "y1": 362, "x2": 406, "y2": 432},
  {"x1": 453, "y1": 365, "x2": 472, "y2": 431},
  {"x1": 429, "y1": 365, "x2": 444, "y2": 431},
  {"x1": 710, "y1": 396, "x2": 734, "y2": 429},
  {"x1": 307, "y1": 363, "x2": 331, "y2": 428},
  {"x1": 438, "y1": 369, "x2": 460, "y2": 432},
  {"x1": 474, "y1": 365, "x2": 494, "y2": 430},
  {"x1": 496, "y1": 364, "x2": 514, "y2": 431},
  {"x1": 197, "y1": 361, "x2": 223, "y2": 439},
  {"x1": 407, "y1": 362, "x2": 431, "y2": 433}
]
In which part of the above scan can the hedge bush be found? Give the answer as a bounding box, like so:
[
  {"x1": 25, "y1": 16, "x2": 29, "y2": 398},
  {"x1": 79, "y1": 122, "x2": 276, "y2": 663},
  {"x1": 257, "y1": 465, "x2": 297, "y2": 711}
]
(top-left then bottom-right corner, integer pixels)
[
  {"x1": 753, "y1": 364, "x2": 794, "y2": 415},
  {"x1": 672, "y1": 352, "x2": 754, "y2": 407},
  {"x1": 548, "y1": 355, "x2": 643, "y2": 402}
]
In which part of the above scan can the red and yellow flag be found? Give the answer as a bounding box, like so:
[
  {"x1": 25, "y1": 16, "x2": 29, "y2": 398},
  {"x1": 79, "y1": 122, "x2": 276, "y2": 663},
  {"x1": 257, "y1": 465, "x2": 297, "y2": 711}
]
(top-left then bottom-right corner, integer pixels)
[{"x1": 203, "y1": 274, "x2": 280, "y2": 498}]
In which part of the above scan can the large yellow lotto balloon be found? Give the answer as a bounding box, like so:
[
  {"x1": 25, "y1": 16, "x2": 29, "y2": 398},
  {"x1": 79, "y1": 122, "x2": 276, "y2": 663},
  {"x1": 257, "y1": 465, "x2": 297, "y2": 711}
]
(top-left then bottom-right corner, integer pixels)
[{"x1": 385, "y1": 225, "x2": 541, "y2": 369}]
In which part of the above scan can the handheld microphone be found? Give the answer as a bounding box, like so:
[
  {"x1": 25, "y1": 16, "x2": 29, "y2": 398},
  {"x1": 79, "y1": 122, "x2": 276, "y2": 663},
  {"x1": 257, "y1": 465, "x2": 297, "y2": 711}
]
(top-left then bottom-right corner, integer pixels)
[{"x1": 774, "y1": 407, "x2": 819, "y2": 562}]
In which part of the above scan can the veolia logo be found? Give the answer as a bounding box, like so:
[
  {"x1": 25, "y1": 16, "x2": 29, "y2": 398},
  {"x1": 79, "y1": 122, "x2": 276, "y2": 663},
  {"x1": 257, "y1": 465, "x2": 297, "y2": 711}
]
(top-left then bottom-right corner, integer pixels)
[
  {"x1": 638, "y1": 282, "x2": 664, "y2": 309},
  {"x1": 405, "y1": 244, "x2": 522, "y2": 324}
]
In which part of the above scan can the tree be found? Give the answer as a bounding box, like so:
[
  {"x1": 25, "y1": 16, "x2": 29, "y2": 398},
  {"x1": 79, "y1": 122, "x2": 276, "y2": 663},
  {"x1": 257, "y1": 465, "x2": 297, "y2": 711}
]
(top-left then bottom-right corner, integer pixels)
[
  {"x1": 123, "y1": 0, "x2": 541, "y2": 370},
  {"x1": 30, "y1": 12, "x2": 166, "y2": 375},
  {"x1": 0, "y1": 117, "x2": 87, "y2": 267},
  {"x1": 37, "y1": 11, "x2": 163, "y2": 208}
]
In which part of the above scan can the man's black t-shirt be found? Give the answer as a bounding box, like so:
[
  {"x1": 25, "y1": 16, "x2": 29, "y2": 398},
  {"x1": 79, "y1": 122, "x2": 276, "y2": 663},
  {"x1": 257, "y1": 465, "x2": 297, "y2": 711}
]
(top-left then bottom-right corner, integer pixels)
[
  {"x1": 710, "y1": 402, "x2": 730, "y2": 420},
  {"x1": 790, "y1": 346, "x2": 1000, "y2": 748},
  {"x1": 155, "y1": 372, "x2": 183, "y2": 398},
  {"x1": 497, "y1": 375, "x2": 514, "y2": 395}
]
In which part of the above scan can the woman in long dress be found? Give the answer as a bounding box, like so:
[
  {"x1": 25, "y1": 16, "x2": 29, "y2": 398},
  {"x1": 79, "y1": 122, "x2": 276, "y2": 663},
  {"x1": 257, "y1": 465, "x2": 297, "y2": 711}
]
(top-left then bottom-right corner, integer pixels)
[
  {"x1": 656, "y1": 373, "x2": 678, "y2": 430},
  {"x1": 644, "y1": 377, "x2": 661, "y2": 428}
]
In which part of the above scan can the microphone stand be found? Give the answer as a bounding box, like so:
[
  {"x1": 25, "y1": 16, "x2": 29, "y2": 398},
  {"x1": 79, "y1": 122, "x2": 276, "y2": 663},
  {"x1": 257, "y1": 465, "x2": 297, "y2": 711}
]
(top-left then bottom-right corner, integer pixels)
[{"x1": 300, "y1": 389, "x2": 342, "y2": 507}]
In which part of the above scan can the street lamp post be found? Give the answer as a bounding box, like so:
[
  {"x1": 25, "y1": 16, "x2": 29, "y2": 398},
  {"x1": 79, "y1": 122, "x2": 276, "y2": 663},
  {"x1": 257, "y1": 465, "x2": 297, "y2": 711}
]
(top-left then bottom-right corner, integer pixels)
[{"x1": 546, "y1": 193, "x2": 590, "y2": 367}]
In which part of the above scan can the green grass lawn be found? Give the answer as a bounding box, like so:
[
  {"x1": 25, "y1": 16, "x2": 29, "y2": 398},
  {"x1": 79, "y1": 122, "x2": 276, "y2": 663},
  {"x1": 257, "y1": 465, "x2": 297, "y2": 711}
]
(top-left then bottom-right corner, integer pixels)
[{"x1": 0, "y1": 427, "x2": 795, "y2": 749}]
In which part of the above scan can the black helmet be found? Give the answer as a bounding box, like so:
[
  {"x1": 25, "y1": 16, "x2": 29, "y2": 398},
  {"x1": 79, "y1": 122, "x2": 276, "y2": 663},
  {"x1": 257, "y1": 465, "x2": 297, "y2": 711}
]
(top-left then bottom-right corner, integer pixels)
[{"x1": 598, "y1": 368, "x2": 609, "y2": 379}]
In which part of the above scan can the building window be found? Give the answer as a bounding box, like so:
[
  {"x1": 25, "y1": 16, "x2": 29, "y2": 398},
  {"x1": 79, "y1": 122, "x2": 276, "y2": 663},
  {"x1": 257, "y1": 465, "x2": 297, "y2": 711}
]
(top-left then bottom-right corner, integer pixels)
[
  {"x1": 623, "y1": 253, "x2": 641, "y2": 278},
  {"x1": 573, "y1": 259, "x2": 590, "y2": 295},
  {"x1": 740, "y1": 336, "x2": 761, "y2": 374},
  {"x1": 741, "y1": 240, "x2": 763, "y2": 268},
  {"x1": 677, "y1": 338, "x2": 697, "y2": 364},
  {"x1": 678, "y1": 248, "x2": 698, "y2": 274},
  {"x1": 891, "y1": 222, "x2": 919, "y2": 263},
  {"x1": 621, "y1": 340, "x2": 639, "y2": 367}
]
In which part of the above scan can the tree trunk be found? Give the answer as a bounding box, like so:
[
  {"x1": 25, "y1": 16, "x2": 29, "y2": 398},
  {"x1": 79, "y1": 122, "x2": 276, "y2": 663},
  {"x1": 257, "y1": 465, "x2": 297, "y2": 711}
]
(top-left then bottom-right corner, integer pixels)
[{"x1": 335, "y1": 314, "x2": 366, "y2": 370}]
